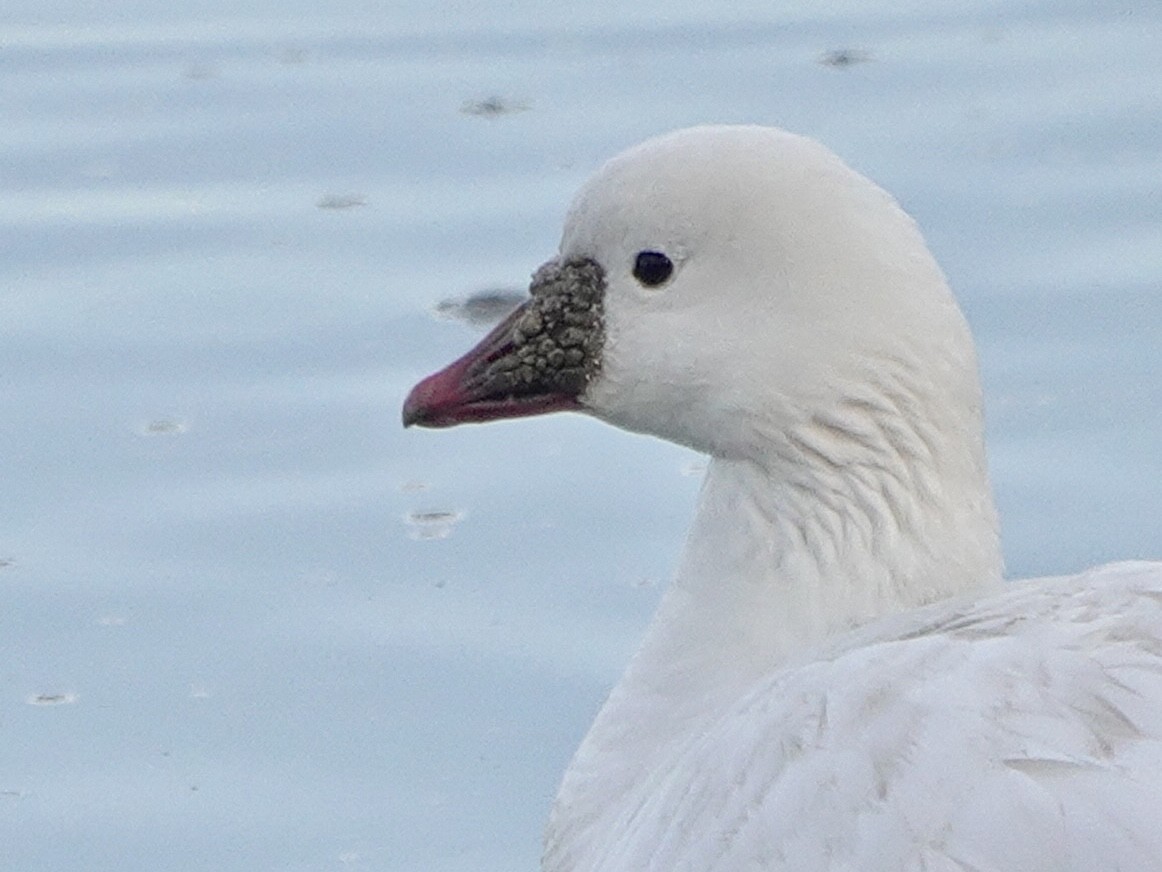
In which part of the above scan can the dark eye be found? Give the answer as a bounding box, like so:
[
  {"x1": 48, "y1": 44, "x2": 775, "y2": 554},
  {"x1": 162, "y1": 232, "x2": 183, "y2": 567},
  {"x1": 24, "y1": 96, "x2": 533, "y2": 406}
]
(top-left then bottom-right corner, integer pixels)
[{"x1": 633, "y1": 250, "x2": 673, "y2": 287}]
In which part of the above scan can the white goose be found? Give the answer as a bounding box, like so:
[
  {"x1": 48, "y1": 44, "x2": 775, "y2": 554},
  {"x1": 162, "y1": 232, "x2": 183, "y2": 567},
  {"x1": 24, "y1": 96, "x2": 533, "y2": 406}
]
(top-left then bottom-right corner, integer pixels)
[{"x1": 403, "y1": 126, "x2": 1162, "y2": 872}]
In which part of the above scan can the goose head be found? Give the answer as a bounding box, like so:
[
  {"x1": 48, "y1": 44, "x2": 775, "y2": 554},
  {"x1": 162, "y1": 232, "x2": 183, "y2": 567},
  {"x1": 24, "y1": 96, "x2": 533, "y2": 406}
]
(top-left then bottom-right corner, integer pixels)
[{"x1": 403, "y1": 125, "x2": 983, "y2": 474}]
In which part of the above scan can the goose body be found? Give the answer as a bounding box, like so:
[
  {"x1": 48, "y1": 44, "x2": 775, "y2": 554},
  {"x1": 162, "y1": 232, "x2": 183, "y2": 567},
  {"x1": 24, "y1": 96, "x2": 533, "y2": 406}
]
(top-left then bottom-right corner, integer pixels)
[{"x1": 403, "y1": 126, "x2": 1162, "y2": 871}]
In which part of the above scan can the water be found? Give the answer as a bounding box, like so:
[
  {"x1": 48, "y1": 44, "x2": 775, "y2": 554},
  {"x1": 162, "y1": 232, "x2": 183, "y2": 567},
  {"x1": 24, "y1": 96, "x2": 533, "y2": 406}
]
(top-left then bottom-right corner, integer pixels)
[{"x1": 2, "y1": 2, "x2": 1160, "y2": 870}]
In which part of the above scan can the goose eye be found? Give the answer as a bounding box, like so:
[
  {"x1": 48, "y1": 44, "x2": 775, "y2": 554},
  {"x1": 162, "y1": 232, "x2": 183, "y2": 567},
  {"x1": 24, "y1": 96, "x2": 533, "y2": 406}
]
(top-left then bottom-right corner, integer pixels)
[{"x1": 632, "y1": 250, "x2": 674, "y2": 287}]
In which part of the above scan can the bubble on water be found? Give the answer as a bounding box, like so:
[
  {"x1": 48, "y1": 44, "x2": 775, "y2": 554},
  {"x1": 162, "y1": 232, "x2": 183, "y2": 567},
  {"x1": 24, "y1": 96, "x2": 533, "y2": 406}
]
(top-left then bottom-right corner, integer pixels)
[
  {"x1": 27, "y1": 692, "x2": 78, "y2": 707},
  {"x1": 143, "y1": 418, "x2": 188, "y2": 436},
  {"x1": 433, "y1": 289, "x2": 526, "y2": 327},
  {"x1": 460, "y1": 96, "x2": 529, "y2": 117},
  {"x1": 404, "y1": 509, "x2": 464, "y2": 541},
  {"x1": 316, "y1": 194, "x2": 367, "y2": 210},
  {"x1": 818, "y1": 48, "x2": 872, "y2": 68}
]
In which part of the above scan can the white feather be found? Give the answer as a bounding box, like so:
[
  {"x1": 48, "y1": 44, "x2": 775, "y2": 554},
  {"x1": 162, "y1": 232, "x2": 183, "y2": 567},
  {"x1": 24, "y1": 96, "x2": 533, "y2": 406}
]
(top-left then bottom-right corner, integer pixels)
[{"x1": 502, "y1": 126, "x2": 1162, "y2": 872}]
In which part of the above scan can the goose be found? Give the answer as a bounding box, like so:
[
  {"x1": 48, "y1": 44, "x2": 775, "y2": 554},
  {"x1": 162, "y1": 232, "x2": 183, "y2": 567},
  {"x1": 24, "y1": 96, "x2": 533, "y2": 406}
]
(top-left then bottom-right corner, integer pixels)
[{"x1": 402, "y1": 126, "x2": 1162, "y2": 872}]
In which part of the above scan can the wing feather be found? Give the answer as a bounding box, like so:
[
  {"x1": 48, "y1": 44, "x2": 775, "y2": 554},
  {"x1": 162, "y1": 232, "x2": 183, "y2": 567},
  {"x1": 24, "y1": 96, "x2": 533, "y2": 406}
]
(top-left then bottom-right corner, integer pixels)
[{"x1": 599, "y1": 563, "x2": 1162, "y2": 871}]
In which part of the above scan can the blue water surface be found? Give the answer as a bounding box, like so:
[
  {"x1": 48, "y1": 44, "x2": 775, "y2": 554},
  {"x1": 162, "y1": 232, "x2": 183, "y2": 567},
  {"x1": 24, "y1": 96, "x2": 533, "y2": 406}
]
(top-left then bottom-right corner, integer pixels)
[{"x1": 1, "y1": 2, "x2": 1160, "y2": 870}]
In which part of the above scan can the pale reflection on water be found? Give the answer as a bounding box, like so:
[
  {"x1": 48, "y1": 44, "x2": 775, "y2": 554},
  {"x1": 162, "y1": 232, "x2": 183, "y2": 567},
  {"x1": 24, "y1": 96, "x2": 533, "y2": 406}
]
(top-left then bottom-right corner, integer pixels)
[{"x1": 1, "y1": 3, "x2": 1160, "y2": 871}]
